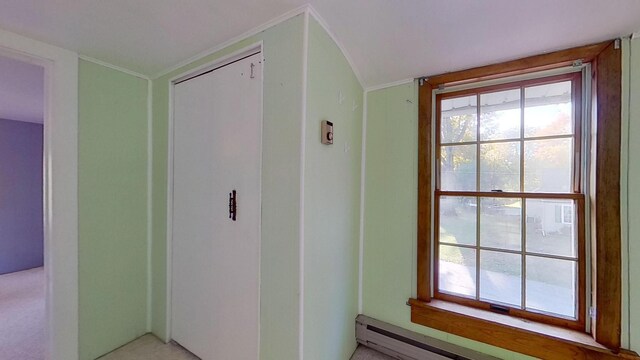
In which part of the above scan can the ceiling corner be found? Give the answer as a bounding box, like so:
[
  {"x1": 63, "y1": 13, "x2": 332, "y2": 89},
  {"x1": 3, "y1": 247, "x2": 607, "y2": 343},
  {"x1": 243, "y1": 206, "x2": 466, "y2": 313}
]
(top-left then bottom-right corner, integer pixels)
[{"x1": 306, "y1": 4, "x2": 365, "y2": 89}]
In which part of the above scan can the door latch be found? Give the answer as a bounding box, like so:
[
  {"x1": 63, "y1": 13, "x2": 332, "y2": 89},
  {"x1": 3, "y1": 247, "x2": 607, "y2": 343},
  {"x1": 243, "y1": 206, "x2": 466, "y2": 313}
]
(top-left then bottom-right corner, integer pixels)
[{"x1": 229, "y1": 190, "x2": 237, "y2": 221}]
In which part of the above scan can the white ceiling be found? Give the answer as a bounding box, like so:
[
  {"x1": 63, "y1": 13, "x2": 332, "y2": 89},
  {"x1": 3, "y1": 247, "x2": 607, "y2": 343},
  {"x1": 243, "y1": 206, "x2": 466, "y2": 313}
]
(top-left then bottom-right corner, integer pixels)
[
  {"x1": 0, "y1": 0, "x2": 639, "y2": 88},
  {"x1": 0, "y1": 54, "x2": 44, "y2": 123}
]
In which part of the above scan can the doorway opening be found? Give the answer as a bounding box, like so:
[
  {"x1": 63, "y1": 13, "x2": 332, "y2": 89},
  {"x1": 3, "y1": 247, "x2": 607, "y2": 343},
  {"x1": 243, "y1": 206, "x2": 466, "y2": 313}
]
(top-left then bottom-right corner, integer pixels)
[
  {"x1": 0, "y1": 53, "x2": 45, "y2": 359},
  {"x1": 0, "y1": 29, "x2": 79, "y2": 359}
]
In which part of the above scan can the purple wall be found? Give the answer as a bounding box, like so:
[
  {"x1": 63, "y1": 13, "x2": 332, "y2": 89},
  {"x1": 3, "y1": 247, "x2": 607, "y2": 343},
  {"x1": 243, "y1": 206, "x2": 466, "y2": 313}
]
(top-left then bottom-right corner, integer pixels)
[{"x1": 0, "y1": 118, "x2": 43, "y2": 275}]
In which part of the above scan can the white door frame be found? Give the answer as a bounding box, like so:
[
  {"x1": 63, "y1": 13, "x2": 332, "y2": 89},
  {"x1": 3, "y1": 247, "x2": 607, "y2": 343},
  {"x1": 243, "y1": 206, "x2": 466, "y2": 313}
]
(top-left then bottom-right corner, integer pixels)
[
  {"x1": 0, "y1": 30, "x2": 78, "y2": 360},
  {"x1": 165, "y1": 42, "x2": 263, "y2": 341}
]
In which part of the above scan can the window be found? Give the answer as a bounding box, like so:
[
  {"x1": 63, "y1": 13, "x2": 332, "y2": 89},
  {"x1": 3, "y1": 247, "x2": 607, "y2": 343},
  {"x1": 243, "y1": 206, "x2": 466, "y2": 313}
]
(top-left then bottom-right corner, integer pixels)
[
  {"x1": 412, "y1": 40, "x2": 625, "y2": 358},
  {"x1": 433, "y1": 73, "x2": 585, "y2": 329}
]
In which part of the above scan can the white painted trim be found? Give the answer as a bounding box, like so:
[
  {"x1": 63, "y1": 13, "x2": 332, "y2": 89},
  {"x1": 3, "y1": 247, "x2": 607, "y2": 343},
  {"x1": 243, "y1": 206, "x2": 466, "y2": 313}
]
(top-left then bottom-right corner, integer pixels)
[
  {"x1": 255, "y1": 50, "x2": 265, "y2": 360},
  {"x1": 365, "y1": 78, "x2": 414, "y2": 93},
  {"x1": 153, "y1": 5, "x2": 308, "y2": 79},
  {"x1": 79, "y1": 54, "x2": 150, "y2": 80},
  {"x1": 358, "y1": 91, "x2": 368, "y2": 313},
  {"x1": 306, "y1": 6, "x2": 364, "y2": 87},
  {"x1": 165, "y1": 43, "x2": 264, "y2": 344},
  {"x1": 298, "y1": 10, "x2": 309, "y2": 360},
  {"x1": 0, "y1": 29, "x2": 78, "y2": 360},
  {"x1": 146, "y1": 78, "x2": 153, "y2": 332},
  {"x1": 164, "y1": 76, "x2": 174, "y2": 343},
  {"x1": 171, "y1": 46, "x2": 262, "y2": 84}
]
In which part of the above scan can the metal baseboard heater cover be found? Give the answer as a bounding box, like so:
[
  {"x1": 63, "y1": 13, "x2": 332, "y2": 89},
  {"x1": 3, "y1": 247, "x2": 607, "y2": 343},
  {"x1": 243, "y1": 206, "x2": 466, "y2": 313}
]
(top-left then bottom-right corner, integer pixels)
[{"x1": 356, "y1": 315, "x2": 499, "y2": 360}]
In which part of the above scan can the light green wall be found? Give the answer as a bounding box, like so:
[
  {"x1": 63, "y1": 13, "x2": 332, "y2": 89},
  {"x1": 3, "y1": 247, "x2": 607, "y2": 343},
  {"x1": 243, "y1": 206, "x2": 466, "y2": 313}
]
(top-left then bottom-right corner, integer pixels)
[
  {"x1": 627, "y1": 37, "x2": 640, "y2": 351},
  {"x1": 78, "y1": 60, "x2": 149, "y2": 360},
  {"x1": 361, "y1": 83, "x2": 418, "y2": 327},
  {"x1": 303, "y1": 17, "x2": 363, "y2": 360},
  {"x1": 150, "y1": 15, "x2": 305, "y2": 360}
]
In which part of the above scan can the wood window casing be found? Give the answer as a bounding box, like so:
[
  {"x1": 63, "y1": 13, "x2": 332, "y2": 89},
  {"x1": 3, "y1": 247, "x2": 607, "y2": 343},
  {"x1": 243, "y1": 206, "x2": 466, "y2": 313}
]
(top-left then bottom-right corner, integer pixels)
[{"x1": 412, "y1": 40, "x2": 634, "y2": 358}]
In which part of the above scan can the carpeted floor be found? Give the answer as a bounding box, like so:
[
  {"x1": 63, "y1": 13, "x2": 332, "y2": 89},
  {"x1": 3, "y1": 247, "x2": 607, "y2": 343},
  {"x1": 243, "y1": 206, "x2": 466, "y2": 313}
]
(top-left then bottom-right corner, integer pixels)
[
  {"x1": 350, "y1": 345, "x2": 396, "y2": 360},
  {"x1": 0, "y1": 267, "x2": 45, "y2": 360},
  {"x1": 0, "y1": 268, "x2": 399, "y2": 360},
  {"x1": 99, "y1": 334, "x2": 393, "y2": 360},
  {"x1": 0, "y1": 269, "x2": 418, "y2": 360},
  {"x1": 98, "y1": 334, "x2": 199, "y2": 360},
  {"x1": 0, "y1": 268, "x2": 397, "y2": 360}
]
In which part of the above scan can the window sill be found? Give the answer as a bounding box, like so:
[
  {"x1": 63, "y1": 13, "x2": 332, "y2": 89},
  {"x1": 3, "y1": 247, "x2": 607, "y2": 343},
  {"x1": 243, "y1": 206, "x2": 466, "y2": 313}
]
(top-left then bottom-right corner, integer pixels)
[{"x1": 408, "y1": 298, "x2": 639, "y2": 359}]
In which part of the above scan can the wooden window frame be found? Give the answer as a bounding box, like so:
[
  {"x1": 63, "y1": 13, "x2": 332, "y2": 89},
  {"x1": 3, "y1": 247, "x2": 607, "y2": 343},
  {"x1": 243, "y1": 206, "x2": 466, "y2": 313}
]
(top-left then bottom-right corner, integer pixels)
[
  {"x1": 433, "y1": 72, "x2": 586, "y2": 331},
  {"x1": 412, "y1": 40, "x2": 635, "y2": 358}
]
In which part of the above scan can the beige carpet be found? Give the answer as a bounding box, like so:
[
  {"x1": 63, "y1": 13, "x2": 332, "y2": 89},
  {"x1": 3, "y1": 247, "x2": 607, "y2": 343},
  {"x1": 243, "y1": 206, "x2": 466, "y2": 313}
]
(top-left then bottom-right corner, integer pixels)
[
  {"x1": 351, "y1": 345, "x2": 396, "y2": 360},
  {"x1": 0, "y1": 268, "x2": 416, "y2": 360},
  {"x1": 0, "y1": 267, "x2": 45, "y2": 360},
  {"x1": 100, "y1": 335, "x2": 392, "y2": 360},
  {"x1": 99, "y1": 334, "x2": 199, "y2": 360}
]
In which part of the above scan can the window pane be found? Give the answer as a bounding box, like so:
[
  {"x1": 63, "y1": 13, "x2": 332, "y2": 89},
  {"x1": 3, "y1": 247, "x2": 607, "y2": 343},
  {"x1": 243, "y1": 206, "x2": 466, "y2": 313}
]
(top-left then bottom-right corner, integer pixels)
[
  {"x1": 524, "y1": 138, "x2": 573, "y2": 193},
  {"x1": 480, "y1": 198, "x2": 522, "y2": 251},
  {"x1": 439, "y1": 245, "x2": 476, "y2": 298},
  {"x1": 441, "y1": 96, "x2": 477, "y2": 143},
  {"x1": 480, "y1": 250, "x2": 521, "y2": 307},
  {"x1": 480, "y1": 89, "x2": 521, "y2": 141},
  {"x1": 526, "y1": 199, "x2": 577, "y2": 257},
  {"x1": 526, "y1": 256, "x2": 576, "y2": 318},
  {"x1": 441, "y1": 144, "x2": 477, "y2": 191},
  {"x1": 480, "y1": 142, "x2": 520, "y2": 192},
  {"x1": 524, "y1": 81, "x2": 573, "y2": 138},
  {"x1": 439, "y1": 197, "x2": 477, "y2": 246}
]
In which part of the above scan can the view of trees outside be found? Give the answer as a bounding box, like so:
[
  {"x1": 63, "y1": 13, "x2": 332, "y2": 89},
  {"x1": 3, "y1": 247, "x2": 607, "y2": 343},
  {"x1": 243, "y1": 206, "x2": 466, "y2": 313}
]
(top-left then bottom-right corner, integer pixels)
[
  {"x1": 440, "y1": 82, "x2": 573, "y2": 193},
  {"x1": 440, "y1": 94, "x2": 476, "y2": 191},
  {"x1": 437, "y1": 80, "x2": 578, "y2": 318}
]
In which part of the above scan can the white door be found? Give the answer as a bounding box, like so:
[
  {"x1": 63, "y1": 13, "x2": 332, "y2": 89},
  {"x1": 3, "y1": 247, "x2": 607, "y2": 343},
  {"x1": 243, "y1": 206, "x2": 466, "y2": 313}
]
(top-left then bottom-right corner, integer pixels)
[{"x1": 171, "y1": 52, "x2": 262, "y2": 360}]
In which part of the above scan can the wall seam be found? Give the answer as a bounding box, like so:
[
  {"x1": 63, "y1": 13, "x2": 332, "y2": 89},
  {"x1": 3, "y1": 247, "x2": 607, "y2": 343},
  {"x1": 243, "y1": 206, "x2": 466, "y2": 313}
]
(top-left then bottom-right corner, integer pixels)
[
  {"x1": 358, "y1": 91, "x2": 368, "y2": 313},
  {"x1": 298, "y1": 9, "x2": 309, "y2": 360},
  {"x1": 164, "y1": 78, "x2": 174, "y2": 343},
  {"x1": 146, "y1": 78, "x2": 153, "y2": 332}
]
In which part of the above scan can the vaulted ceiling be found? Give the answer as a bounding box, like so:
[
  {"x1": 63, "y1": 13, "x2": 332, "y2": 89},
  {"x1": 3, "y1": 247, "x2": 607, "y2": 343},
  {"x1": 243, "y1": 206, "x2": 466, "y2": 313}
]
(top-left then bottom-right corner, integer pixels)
[{"x1": 1, "y1": 0, "x2": 639, "y2": 88}]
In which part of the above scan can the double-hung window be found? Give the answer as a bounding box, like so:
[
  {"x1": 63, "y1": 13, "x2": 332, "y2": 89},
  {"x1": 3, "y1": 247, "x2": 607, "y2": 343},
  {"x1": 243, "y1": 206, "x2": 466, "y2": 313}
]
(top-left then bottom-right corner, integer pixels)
[
  {"x1": 434, "y1": 72, "x2": 586, "y2": 329},
  {"x1": 413, "y1": 40, "x2": 625, "y2": 357}
]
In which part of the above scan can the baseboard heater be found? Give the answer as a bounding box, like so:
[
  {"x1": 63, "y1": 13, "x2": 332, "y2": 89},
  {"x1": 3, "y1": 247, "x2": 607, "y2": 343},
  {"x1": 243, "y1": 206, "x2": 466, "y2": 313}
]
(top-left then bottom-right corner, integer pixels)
[{"x1": 356, "y1": 315, "x2": 499, "y2": 360}]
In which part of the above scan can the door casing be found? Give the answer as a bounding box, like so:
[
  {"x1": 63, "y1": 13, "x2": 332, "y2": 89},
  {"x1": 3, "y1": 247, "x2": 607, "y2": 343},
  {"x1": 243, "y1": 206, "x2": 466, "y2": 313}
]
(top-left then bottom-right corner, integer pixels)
[{"x1": 0, "y1": 30, "x2": 79, "y2": 360}]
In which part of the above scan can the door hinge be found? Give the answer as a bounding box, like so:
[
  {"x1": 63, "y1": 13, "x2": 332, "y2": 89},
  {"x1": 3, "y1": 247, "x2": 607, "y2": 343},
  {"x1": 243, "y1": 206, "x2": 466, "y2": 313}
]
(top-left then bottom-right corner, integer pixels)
[
  {"x1": 589, "y1": 306, "x2": 596, "y2": 318},
  {"x1": 614, "y1": 38, "x2": 621, "y2": 50},
  {"x1": 250, "y1": 63, "x2": 255, "y2": 79}
]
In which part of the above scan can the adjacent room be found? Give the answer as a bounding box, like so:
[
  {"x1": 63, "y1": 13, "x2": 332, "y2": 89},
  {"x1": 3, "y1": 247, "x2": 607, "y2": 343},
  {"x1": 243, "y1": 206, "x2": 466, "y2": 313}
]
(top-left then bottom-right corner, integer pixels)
[
  {"x1": 0, "y1": 54, "x2": 45, "y2": 359},
  {"x1": 0, "y1": 1, "x2": 639, "y2": 359}
]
